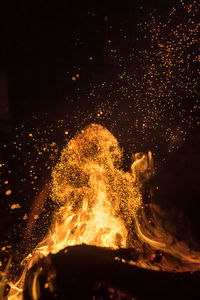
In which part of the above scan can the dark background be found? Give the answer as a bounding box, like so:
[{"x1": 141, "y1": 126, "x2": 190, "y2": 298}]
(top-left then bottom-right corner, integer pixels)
[{"x1": 0, "y1": 0, "x2": 199, "y2": 268}]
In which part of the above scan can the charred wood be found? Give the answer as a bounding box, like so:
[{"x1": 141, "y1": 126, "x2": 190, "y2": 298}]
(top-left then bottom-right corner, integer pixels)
[{"x1": 23, "y1": 244, "x2": 200, "y2": 300}]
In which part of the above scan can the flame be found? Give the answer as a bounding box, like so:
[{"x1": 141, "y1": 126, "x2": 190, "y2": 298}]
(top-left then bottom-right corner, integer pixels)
[
  {"x1": 34, "y1": 124, "x2": 142, "y2": 254},
  {"x1": 7, "y1": 123, "x2": 200, "y2": 299},
  {"x1": 7, "y1": 124, "x2": 142, "y2": 299}
]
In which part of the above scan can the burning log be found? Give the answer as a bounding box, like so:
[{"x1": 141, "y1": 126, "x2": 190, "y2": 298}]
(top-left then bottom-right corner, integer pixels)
[{"x1": 23, "y1": 244, "x2": 200, "y2": 300}]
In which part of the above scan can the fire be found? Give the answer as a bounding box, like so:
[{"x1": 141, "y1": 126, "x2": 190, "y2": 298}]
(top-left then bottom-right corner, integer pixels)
[
  {"x1": 37, "y1": 123, "x2": 142, "y2": 254},
  {"x1": 6, "y1": 123, "x2": 200, "y2": 299},
  {"x1": 7, "y1": 124, "x2": 144, "y2": 299}
]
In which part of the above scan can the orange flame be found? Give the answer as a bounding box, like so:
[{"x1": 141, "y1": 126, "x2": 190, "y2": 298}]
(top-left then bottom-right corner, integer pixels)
[{"x1": 36, "y1": 123, "x2": 142, "y2": 254}]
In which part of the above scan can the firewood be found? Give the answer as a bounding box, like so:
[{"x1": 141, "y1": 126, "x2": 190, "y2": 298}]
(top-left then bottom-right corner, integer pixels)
[{"x1": 23, "y1": 244, "x2": 200, "y2": 300}]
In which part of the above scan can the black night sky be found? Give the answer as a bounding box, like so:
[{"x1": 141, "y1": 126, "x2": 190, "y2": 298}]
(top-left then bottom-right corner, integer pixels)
[{"x1": 0, "y1": 0, "x2": 200, "y2": 293}]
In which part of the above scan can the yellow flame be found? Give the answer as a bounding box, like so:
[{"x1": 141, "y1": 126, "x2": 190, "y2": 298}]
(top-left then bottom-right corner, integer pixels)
[
  {"x1": 37, "y1": 123, "x2": 142, "y2": 255},
  {"x1": 8, "y1": 124, "x2": 143, "y2": 299}
]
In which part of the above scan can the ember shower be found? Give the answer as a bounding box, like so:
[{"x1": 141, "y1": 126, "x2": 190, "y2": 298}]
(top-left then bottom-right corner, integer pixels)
[{"x1": 0, "y1": 0, "x2": 199, "y2": 299}]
